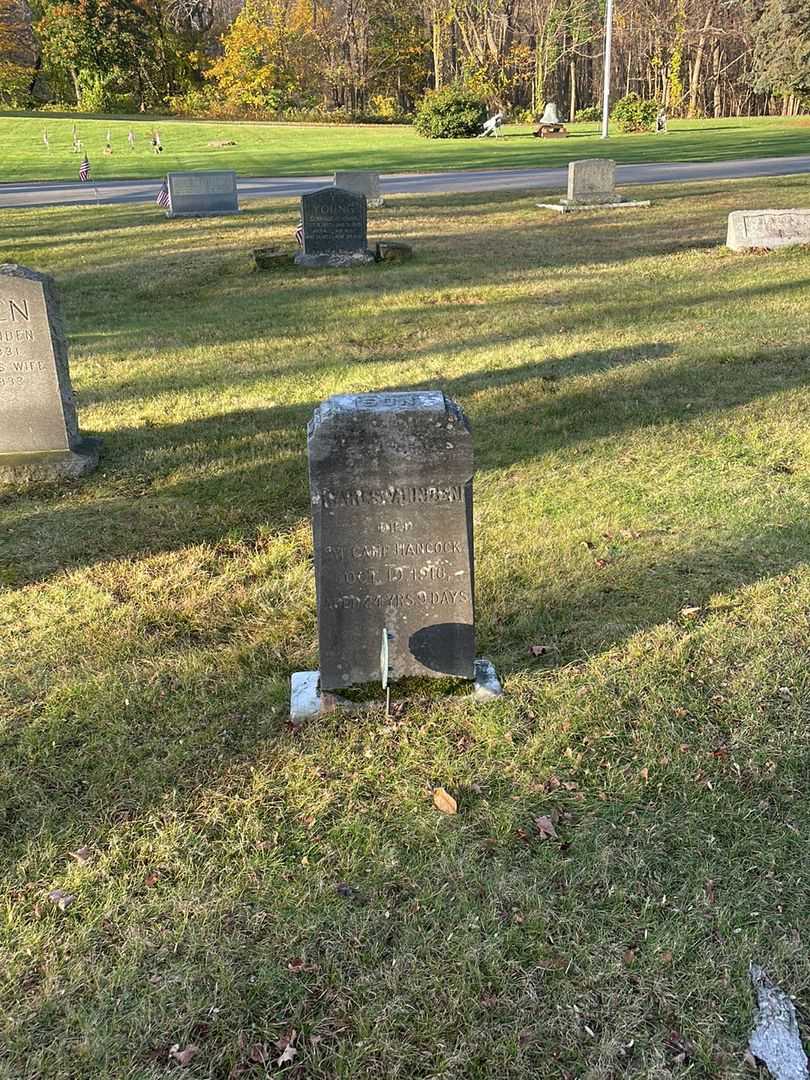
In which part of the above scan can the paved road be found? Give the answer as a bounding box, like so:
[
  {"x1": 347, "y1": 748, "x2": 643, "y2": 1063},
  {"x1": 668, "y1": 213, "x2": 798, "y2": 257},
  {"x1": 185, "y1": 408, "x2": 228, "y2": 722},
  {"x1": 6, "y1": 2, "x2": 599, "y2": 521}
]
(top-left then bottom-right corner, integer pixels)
[{"x1": 2, "y1": 154, "x2": 810, "y2": 209}]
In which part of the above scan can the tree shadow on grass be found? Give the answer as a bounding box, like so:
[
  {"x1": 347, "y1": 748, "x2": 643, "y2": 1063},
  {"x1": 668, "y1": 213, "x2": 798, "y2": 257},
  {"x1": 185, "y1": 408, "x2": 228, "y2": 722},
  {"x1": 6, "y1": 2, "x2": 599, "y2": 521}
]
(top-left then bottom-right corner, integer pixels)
[{"x1": 2, "y1": 341, "x2": 808, "y2": 587}]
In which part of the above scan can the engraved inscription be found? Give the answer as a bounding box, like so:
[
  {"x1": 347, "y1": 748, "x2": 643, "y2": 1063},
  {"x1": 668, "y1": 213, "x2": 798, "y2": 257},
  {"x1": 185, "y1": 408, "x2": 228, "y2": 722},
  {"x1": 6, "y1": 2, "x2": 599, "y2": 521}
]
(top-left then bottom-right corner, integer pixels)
[
  {"x1": 302, "y1": 188, "x2": 366, "y2": 255},
  {"x1": 309, "y1": 391, "x2": 475, "y2": 688},
  {"x1": 0, "y1": 277, "x2": 68, "y2": 454}
]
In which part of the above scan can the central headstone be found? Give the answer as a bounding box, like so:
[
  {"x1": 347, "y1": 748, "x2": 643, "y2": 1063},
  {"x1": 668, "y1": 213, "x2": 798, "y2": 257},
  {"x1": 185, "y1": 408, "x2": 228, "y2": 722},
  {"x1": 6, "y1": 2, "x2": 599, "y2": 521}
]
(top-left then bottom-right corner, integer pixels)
[
  {"x1": 566, "y1": 158, "x2": 616, "y2": 205},
  {"x1": 334, "y1": 170, "x2": 384, "y2": 208},
  {"x1": 0, "y1": 264, "x2": 100, "y2": 483},
  {"x1": 308, "y1": 392, "x2": 475, "y2": 690},
  {"x1": 298, "y1": 187, "x2": 371, "y2": 266},
  {"x1": 165, "y1": 171, "x2": 239, "y2": 217},
  {"x1": 537, "y1": 158, "x2": 650, "y2": 213},
  {"x1": 726, "y1": 209, "x2": 810, "y2": 251}
]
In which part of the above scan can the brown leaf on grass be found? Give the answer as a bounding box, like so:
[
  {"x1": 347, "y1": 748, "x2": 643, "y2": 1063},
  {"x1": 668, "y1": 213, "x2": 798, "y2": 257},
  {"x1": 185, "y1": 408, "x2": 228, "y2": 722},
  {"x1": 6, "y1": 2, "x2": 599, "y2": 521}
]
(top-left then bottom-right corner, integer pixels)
[
  {"x1": 169, "y1": 1044, "x2": 198, "y2": 1067},
  {"x1": 665, "y1": 1030, "x2": 696, "y2": 1063},
  {"x1": 517, "y1": 1027, "x2": 536, "y2": 1047},
  {"x1": 248, "y1": 1043, "x2": 270, "y2": 1064},
  {"x1": 528, "y1": 644, "x2": 550, "y2": 657},
  {"x1": 275, "y1": 1028, "x2": 298, "y2": 1067},
  {"x1": 660, "y1": 950, "x2": 673, "y2": 966},
  {"x1": 145, "y1": 871, "x2": 160, "y2": 888},
  {"x1": 705, "y1": 879, "x2": 717, "y2": 906},
  {"x1": 680, "y1": 605, "x2": 702, "y2": 618},
  {"x1": 69, "y1": 846, "x2": 92, "y2": 865},
  {"x1": 534, "y1": 815, "x2": 557, "y2": 840},
  {"x1": 47, "y1": 889, "x2": 75, "y2": 911},
  {"x1": 623, "y1": 947, "x2": 637, "y2": 967},
  {"x1": 594, "y1": 557, "x2": 610, "y2": 569},
  {"x1": 433, "y1": 787, "x2": 458, "y2": 815},
  {"x1": 287, "y1": 958, "x2": 319, "y2": 973}
]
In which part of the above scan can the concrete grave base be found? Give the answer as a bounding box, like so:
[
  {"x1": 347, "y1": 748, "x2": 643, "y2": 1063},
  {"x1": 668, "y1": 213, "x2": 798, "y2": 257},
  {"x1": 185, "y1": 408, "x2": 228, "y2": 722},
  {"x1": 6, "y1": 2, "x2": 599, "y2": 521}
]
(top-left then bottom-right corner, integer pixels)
[
  {"x1": 0, "y1": 437, "x2": 102, "y2": 485},
  {"x1": 290, "y1": 659, "x2": 504, "y2": 724},
  {"x1": 295, "y1": 249, "x2": 377, "y2": 268},
  {"x1": 537, "y1": 198, "x2": 651, "y2": 214}
]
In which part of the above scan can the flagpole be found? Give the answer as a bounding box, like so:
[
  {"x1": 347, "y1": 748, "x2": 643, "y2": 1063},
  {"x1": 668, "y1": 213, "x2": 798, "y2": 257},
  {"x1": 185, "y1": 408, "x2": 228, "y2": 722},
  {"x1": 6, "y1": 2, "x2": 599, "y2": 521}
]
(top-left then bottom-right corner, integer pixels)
[{"x1": 601, "y1": 0, "x2": 614, "y2": 139}]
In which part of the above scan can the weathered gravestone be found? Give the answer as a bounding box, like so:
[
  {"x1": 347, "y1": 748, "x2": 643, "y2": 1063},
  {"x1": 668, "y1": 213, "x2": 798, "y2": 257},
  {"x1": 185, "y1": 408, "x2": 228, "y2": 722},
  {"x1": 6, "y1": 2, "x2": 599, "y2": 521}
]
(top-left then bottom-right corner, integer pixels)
[
  {"x1": 538, "y1": 158, "x2": 650, "y2": 213},
  {"x1": 726, "y1": 209, "x2": 810, "y2": 252},
  {"x1": 165, "y1": 171, "x2": 239, "y2": 217},
  {"x1": 334, "y1": 170, "x2": 384, "y2": 208},
  {"x1": 296, "y1": 187, "x2": 373, "y2": 267},
  {"x1": 567, "y1": 158, "x2": 617, "y2": 205},
  {"x1": 0, "y1": 264, "x2": 100, "y2": 484},
  {"x1": 290, "y1": 391, "x2": 502, "y2": 719}
]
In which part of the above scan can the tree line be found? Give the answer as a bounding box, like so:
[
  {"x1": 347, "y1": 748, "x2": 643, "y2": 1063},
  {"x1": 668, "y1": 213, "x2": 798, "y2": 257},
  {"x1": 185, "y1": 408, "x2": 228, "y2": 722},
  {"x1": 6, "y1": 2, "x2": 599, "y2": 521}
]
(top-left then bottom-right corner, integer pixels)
[{"x1": 1, "y1": 0, "x2": 808, "y2": 119}]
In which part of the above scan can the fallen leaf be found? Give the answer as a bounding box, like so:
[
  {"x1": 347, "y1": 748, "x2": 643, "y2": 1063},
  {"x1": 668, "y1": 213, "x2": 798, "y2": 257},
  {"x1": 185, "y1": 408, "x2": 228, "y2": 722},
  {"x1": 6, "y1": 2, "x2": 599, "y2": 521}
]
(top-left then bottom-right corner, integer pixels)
[
  {"x1": 275, "y1": 1028, "x2": 298, "y2": 1067},
  {"x1": 69, "y1": 846, "x2": 92, "y2": 865},
  {"x1": 433, "y1": 787, "x2": 458, "y2": 815},
  {"x1": 660, "y1": 950, "x2": 673, "y2": 966},
  {"x1": 623, "y1": 948, "x2": 637, "y2": 967},
  {"x1": 680, "y1": 606, "x2": 701, "y2": 617},
  {"x1": 145, "y1": 871, "x2": 160, "y2": 888},
  {"x1": 528, "y1": 644, "x2": 550, "y2": 657},
  {"x1": 705, "y1": 879, "x2": 717, "y2": 906},
  {"x1": 169, "y1": 1044, "x2": 198, "y2": 1067},
  {"x1": 594, "y1": 557, "x2": 610, "y2": 569},
  {"x1": 534, "y1": 815, "x2": 557, "y2": 840},
  {"x1": 287, "y1": 958, "x2": 319, "y2": 973},
  {"x1": 47, "y1": 889, "x2": 75, "y2": 911},
  {"x1": 277, "y1": 1044, "x2": 297, "y2": 1066},
  {"x1": 665, "y1": 1030, "x2": 696, "y2": 1062},
  {"x1": 640, "y1": 767, "x2": 649, "y2": 783},
  {"x1": 248, "y1": 1043, "x2": 269, "y2": 1064}
]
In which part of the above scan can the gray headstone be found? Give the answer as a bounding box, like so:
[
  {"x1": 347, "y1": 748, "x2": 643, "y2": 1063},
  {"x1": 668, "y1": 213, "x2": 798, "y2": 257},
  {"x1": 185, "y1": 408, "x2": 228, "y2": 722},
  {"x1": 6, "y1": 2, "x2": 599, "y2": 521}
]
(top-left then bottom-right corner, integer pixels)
[
  {"x1": 301, "y1": 187, "x2": 367, "y2": 256},
  {"x1": 726, "y1": 209, "x2": 810, "y2": 252},
  {"x1": 334, "y1": 170, "x2": 384, "y2": 208},
  {"x1": 308, "y1": 391, "x2": 475, "y2": 690},
  {"x1": 166, "y1": 171, "x2": 239, "y2": 217},
  {"x1": 0, "y1": 264, "x2": 99, "y2": 483},
  {"x1": 567, "y1": 159, "x2": 616, "y2": 204}
]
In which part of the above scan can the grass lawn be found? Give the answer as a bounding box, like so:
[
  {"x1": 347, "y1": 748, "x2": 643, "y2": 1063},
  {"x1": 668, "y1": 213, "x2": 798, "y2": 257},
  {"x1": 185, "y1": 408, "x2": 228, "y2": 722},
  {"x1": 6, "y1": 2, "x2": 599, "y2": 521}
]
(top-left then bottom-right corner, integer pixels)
[
  {"x1": 2, "y1": 176, "x2": 810, "y2": 1079},
  {"x1": 1, "y1": 112, "x2": 809, "y2": 183}
]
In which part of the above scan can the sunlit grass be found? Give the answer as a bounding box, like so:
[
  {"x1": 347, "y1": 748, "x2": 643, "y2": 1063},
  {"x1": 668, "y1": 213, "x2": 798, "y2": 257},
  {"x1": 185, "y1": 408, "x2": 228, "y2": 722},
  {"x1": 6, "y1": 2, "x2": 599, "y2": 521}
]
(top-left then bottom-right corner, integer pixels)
[{"x1": 1, "y1": 112, "x2": 810, "y2": 182}]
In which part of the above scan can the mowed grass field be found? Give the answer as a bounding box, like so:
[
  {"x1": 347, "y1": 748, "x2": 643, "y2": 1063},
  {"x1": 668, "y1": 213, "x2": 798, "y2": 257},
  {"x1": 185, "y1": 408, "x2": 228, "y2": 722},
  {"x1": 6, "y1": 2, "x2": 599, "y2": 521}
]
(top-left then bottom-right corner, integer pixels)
[
  {"x1": 2, "y1": 176, "x2": 810, "y2": 1079},
  {"x1": 1, "y1": 112, "x2": 810, "y2": 182}
]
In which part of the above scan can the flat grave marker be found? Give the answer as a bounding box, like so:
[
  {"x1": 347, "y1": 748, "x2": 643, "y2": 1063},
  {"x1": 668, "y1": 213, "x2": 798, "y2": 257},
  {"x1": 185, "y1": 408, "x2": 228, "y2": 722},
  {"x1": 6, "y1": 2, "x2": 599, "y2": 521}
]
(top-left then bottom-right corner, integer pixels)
[{"x1": 727, "y1": 209, "x2": 810, "y2": 251}]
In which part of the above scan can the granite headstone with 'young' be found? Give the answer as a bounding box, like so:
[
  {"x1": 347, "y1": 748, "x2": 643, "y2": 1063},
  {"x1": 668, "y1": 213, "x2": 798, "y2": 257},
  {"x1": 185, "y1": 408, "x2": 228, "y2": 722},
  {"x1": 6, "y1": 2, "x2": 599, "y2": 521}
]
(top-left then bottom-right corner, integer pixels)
[
  {"x1": 166, "y1": 171, "x2": 239, "y2": 217},
  {"x1": 0, "y1": 264, "x2": 100, "y2": 483},
  {"x1": 300, "y1": 187, "x2": 368, "y2": 258},
  {"x1": 308, "y1": 391, "x2": 475, "y2": 690}
]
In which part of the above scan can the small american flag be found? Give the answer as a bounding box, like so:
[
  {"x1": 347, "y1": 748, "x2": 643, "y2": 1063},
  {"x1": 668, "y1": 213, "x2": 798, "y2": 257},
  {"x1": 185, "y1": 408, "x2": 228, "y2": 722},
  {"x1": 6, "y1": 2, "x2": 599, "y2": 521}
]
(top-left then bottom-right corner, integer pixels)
[
  {"x1": 295, "y1": 221, "x2": 304, "y2": 247},
  {"x1": 79, "y1": 156, "x2": 90, "y2": 182},
  {"x1": 156, "y1": 181, "x2": 170, "y2": 210}
]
